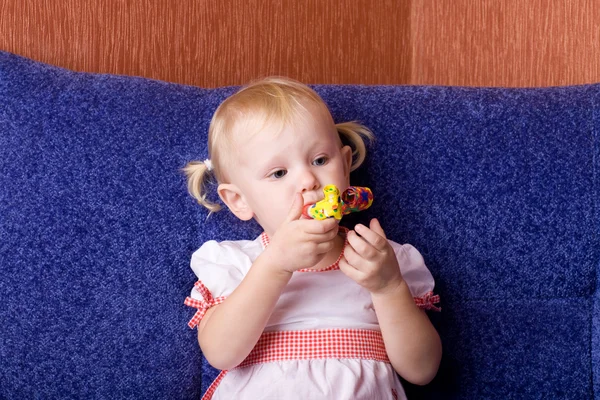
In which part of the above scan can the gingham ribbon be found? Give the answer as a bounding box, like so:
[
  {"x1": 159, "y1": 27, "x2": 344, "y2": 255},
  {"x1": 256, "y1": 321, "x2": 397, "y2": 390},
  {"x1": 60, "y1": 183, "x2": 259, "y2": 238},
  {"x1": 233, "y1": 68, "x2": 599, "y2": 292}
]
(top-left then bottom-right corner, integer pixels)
[
  {"x1": 201, "y1": 329, "x2": 390, "y2": 400},
  {"x1": 239, "y1": 328, "x2": 390, "y2": 368},
  {"x1": 184, "y1": 281, "x2": 226, "y2": 329},
  {"x1": 414, "y1": 291, "x2": 441, "y2": 312}
]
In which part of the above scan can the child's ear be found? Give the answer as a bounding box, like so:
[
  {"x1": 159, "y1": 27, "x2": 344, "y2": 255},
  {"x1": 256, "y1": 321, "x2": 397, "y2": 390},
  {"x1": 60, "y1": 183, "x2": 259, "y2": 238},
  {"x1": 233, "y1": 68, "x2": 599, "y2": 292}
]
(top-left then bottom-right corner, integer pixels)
[
  {"x1": 217, "y1": 183, "x2": 254, "y2": 221},
  {"x1": 341, "y1": 145, "x2": 353, "y2": 178}
]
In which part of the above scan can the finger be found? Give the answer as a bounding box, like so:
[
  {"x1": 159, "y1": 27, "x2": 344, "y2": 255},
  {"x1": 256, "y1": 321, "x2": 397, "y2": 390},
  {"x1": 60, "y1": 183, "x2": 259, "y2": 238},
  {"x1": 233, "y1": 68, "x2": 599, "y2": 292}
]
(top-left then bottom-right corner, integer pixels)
[
  {"x1": 347, "y1": 229, "x2": 379, "y2": 259},
  {"x1": 369, "y1": 218, "x2": 387, "y2": 239},
  {"x1": 301, "y1": 218, "x2": 339, "y2": 234},
  {"x1": 284, "y1": 192, "x2": 304, "y2": 223},
  {"x1": 355, "y1": 223, "x2": 387, "y2": 251},
  {"x1": 341, "y1": 240, "x2": 364, "y2": 269},
  {"x1": 338, "y1": 255, "x2": 364, "y2": 282},
  {"x1": 314, "y1": 240, "x2": 335, "y2": 254},
  {"x1": 307, "y1": 225, "x2": 340, "y2": 242}
]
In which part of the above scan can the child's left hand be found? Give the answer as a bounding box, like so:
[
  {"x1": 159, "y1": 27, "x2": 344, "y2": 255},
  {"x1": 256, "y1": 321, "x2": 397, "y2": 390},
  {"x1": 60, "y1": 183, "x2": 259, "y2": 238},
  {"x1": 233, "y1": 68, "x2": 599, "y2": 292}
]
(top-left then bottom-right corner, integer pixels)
[{"x1": 339, "y1": 218, "x2": 404, "y2": 294}]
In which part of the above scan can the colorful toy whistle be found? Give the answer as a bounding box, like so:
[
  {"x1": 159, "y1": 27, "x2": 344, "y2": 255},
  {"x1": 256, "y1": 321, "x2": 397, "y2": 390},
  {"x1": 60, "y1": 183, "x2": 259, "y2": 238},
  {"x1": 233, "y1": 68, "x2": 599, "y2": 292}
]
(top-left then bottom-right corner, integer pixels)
[{"x1": 302, "y1": 185, "x2": 374, "y2": 221}]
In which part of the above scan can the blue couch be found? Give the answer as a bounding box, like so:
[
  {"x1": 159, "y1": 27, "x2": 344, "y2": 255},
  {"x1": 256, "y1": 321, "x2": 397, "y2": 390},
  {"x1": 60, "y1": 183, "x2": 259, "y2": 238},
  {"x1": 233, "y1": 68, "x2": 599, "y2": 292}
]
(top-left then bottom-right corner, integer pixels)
[{"x1": 1, "y1": 51, "x2": 598, "y2": 399}]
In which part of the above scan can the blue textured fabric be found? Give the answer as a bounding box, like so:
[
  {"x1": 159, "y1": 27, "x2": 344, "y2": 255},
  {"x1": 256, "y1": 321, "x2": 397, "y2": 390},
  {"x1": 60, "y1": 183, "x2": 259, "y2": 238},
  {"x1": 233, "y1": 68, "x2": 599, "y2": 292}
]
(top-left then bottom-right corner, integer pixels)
[{"x1": 1, "y1": 51, "x2": 599, "y2": 399}]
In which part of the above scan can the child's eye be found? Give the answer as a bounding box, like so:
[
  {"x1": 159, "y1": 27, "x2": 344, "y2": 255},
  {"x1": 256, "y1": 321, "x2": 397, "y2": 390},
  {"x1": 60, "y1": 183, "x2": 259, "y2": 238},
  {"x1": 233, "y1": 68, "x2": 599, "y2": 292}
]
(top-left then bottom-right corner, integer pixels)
[
  {"x1": 312, "y1": 156, "x2": 328, "y2": 166},
  {"x1": 270, "y1": 169, "x2": 287, "y2": 179}
]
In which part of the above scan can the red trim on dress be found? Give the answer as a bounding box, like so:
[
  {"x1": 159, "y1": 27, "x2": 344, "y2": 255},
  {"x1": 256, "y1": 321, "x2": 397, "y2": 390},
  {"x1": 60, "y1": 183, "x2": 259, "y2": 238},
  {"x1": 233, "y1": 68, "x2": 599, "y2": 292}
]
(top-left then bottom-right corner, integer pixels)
[
  {"x1": 239, "y1": 328, "x2": 390, "y2": 367},
  {"x1": 184, "y1": 281, "x2": 227, "y2": 329},
  {"x1": 202, "y1": 371, "x2": 228, "y2": 400},
  {"x1": 201, "y1": 329, "x2": 390, "y2": 400},
  {"x1": 414, "y1": 291, "x2": 441, "y2": 311}
]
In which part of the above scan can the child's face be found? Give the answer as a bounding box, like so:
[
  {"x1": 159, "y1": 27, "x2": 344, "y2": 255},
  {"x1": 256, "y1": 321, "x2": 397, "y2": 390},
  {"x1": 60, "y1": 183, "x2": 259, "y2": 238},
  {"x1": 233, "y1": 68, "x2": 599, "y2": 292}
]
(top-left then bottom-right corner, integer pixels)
[{"x1": 219, "y1": 101, "x2": 353, "y2": 237}]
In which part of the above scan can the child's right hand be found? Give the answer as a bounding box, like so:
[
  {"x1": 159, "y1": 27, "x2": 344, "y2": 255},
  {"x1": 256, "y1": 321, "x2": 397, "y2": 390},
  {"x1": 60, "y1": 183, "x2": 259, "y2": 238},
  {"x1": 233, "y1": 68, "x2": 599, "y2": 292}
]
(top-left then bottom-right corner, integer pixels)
[{"x1": 266, "y1": 192, "x2": 339, "y2": 273}]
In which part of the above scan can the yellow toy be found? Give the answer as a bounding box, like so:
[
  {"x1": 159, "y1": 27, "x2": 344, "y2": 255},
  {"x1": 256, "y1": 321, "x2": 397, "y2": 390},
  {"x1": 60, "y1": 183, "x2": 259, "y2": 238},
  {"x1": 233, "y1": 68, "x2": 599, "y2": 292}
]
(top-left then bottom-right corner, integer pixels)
[{"x1": 302, "y1": 185, "x2": 373, "y2": 221}]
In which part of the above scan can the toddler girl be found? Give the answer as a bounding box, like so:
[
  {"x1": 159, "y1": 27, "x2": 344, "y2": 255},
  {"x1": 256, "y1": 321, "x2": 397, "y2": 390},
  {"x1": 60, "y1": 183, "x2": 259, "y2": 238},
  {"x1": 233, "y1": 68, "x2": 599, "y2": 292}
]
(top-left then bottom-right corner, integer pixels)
[{"x1": 184, "y1": 77, "x2": 442, "y2": 399}]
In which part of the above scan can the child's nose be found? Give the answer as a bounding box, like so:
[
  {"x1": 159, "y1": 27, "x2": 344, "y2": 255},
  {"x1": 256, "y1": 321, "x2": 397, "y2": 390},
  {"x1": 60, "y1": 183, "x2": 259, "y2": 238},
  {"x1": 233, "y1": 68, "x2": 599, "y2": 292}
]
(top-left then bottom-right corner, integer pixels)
[{"x1": 299, "y1": 169, "x2": 319, "y2": 192}]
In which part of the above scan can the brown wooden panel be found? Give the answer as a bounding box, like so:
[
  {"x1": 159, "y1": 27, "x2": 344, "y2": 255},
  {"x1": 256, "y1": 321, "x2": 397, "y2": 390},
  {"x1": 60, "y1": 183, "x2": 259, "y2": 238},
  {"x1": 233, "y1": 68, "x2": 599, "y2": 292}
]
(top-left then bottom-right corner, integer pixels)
[
  {"x1": 411, "y1": 0, "x2": 600, "y2": 87},
  {"x1": 2, "y1": 1, "x2": 599, "y2": 87},
  {"x1": 0, "y1": 0, "x2": 411, "y2": 87}
]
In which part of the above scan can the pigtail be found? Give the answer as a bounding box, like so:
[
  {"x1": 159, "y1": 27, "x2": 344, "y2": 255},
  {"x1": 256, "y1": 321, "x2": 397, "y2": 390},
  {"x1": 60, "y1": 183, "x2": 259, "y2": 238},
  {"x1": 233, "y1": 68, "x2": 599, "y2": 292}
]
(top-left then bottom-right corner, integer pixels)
[
  {"x1": 335, "y1": 121, "x2": 375, "y2": 171},
  {"x1": 182, "y1": 161, "x2": 222, "y2": 213}
]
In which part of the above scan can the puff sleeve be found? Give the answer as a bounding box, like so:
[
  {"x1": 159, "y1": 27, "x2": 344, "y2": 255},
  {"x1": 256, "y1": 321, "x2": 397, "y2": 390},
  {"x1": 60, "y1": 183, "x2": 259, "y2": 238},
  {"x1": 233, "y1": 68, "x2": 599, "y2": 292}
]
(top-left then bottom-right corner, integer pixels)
[
  {"x1": 389, "y1": 241, "x2": 441, "y2": 311},
  {"x1": 184, "y1": 239, "x2": 257, "y2": 328}
]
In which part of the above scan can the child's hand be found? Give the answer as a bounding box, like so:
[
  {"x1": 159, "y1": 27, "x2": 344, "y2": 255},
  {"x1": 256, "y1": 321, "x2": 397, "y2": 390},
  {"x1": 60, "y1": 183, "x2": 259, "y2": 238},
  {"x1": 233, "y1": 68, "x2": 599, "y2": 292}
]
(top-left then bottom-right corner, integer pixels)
[
  {"x1": 339, "y1": 218, "x2": 403, "y2": 294},
  {"x1": 266, "y1": 193, "x2": 339, "y2": 273}
]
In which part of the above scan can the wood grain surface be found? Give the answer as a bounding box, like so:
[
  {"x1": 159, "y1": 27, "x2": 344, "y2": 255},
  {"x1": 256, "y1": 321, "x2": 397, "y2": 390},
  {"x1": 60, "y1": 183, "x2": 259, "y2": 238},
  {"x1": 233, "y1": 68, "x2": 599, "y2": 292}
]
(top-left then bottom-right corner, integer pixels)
[
  {"x1": 411, "y1": 0, "x2": 600, "y2": 87},
  {"x1": 1, "y1": 0, "x2": 599, "y2": 87},
  {"x1": 0, "y1": 0, "x2": 410, "y2": 87}
]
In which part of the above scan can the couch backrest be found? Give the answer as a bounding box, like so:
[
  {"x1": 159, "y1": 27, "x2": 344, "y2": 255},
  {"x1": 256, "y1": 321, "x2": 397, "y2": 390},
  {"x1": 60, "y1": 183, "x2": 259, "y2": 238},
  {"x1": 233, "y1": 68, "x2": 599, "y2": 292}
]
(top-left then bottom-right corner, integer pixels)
[{"x1": 1, "y1": 51, "x2": 599, "y2": 399}]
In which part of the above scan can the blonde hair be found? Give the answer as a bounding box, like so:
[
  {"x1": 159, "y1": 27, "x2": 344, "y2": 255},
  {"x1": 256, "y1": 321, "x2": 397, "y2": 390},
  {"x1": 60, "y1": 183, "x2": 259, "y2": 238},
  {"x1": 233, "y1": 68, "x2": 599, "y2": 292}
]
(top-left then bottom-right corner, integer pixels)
[{"x1": 183, "y1": 77, "x2": 374, "y2": 213}]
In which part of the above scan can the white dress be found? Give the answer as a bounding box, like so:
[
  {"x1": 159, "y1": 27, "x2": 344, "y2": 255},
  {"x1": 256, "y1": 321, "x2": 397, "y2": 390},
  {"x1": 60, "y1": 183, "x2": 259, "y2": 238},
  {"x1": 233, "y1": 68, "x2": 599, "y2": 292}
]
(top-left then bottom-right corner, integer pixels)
[{"x1": 186, "y1": 228, "x2": 439, "y2": 400}]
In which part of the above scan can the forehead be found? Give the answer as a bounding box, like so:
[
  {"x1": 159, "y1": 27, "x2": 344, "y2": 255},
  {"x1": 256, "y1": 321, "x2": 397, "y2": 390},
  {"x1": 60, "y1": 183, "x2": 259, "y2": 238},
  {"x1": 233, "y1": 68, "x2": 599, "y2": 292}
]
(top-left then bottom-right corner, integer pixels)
[{"x1": 234, "y1": 100, "x2": 338, "y2": 147}]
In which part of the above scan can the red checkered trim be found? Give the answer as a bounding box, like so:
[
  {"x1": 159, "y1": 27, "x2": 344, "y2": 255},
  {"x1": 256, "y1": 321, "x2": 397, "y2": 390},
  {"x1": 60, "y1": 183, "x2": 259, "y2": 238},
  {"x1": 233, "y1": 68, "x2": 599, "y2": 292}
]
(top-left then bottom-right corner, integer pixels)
[
  {"x1": 238, "y1": 328, "x2": 390, "y2": 367},
  {"x1": 259, "y1": 231, "x2": 269, "y2": 249},
  {"x1": 202, "y1": 371, "x2": 228, "y2": 400},
  {"x1": 201, "y1": 328, "x2": 389, "y2": 400},
  {"x1": 260, "y1": 226, "x2": 349, "y2": 272},
  {"x1": 414, "y1": 291, "x2": 441, "y2": 311},
  {"x1": 184, "y1": 281, "x2": 226, "y2": 329}
]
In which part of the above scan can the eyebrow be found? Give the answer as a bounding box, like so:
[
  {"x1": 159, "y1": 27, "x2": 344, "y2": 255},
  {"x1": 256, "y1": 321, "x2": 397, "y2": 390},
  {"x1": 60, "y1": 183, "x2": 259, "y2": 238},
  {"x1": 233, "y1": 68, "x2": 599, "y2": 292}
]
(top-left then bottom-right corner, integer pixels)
[
  {"x1": 256, "y1": 154, "x2": 285, "y2": 177},
  {"x1": 308, "y1": 138, "x2": 339, "y2": 155}
]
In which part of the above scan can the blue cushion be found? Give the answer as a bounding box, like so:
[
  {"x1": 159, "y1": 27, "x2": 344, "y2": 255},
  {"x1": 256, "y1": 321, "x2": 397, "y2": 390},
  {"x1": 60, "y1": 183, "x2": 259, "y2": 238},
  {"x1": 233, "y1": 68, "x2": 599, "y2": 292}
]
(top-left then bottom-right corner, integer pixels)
[{"x1": 1, "y1": 51, "x2": 599, "y2": 399}]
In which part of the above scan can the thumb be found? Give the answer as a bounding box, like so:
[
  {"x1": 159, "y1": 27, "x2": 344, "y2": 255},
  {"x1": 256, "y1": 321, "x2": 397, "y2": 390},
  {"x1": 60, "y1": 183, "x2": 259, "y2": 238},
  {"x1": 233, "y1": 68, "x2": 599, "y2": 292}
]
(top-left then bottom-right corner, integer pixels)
[
  {"x1": 285, "y1": 193, "x2": 304, "y2": 222},
  {"x1": 369, "y1": 218, "x2": 387, "y2": 239}
]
